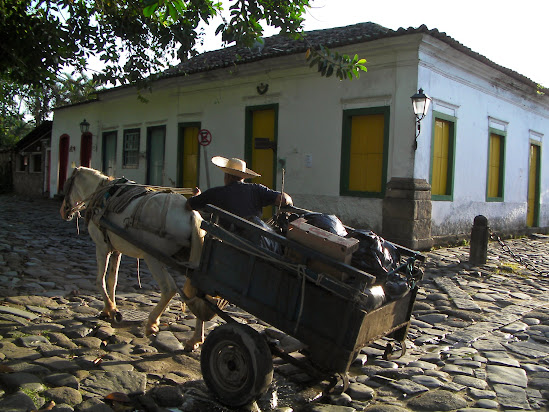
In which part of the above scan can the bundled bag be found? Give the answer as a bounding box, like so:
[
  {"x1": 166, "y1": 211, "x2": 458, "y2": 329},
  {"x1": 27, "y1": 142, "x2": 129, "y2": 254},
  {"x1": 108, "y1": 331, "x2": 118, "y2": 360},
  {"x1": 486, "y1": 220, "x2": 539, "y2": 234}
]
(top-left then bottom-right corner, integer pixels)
[
  {"x1": 384, "y1": 271, "x2": 411, "y2": 300},
  {"x1": 302, "y1": 213, "x2": 348, "y2": 237},
  {"x1": 242, "y1": 216, "x2": 283, "y2": 255},
  {"x1": 347, "y1": 229, "x2": 400, "y2": 284}
]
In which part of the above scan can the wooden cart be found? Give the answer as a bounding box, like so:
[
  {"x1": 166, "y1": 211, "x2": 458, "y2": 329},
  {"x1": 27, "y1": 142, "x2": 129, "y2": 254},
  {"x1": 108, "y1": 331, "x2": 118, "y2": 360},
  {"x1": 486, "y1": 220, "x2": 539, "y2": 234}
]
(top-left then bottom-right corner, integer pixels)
[{"x1": 184, "y1": 205, "x2": 425, "y2": 407}]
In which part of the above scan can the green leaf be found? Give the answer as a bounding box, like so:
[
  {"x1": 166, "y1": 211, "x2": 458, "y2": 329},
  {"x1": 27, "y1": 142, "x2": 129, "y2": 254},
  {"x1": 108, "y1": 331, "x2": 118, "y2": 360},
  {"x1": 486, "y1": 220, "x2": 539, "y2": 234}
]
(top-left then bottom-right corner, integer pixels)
[
  {"x1": 309, "y1": 56, "x2": 320, "y2": 68},
  {"x1": 143, "y1": 4, "x2": 157, "y2": 17},
  {"x1": 215, "y1": 23, "x2": 225, "y2": 36}
]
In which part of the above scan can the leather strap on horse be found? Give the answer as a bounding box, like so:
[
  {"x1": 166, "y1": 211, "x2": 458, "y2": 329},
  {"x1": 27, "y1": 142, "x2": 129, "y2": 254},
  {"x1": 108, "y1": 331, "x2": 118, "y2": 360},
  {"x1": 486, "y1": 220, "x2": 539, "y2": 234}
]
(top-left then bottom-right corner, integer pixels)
[
  {"x1": 83, "y1": 178, "x2": 178, "y2": 242},
  {"x1": 86, "y1": 181, "x2": 149, "y2": 223},
  {"x1": 85, "y1": 180, "x2": 149, "y2": 248}
]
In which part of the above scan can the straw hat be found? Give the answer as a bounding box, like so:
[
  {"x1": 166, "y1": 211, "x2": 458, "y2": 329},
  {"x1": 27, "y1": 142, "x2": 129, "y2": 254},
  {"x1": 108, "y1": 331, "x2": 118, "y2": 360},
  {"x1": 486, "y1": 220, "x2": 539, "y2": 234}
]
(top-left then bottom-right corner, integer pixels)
[{"x1": 211, "y1": 156, "x2": 261, "y2": 179}]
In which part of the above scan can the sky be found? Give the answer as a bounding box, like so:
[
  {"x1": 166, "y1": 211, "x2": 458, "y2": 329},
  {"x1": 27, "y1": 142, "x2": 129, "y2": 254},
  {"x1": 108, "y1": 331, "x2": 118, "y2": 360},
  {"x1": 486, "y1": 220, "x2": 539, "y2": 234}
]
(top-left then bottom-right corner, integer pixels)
[{"x1": 195, "y1": 0, "x2": 549, "y2": 87}]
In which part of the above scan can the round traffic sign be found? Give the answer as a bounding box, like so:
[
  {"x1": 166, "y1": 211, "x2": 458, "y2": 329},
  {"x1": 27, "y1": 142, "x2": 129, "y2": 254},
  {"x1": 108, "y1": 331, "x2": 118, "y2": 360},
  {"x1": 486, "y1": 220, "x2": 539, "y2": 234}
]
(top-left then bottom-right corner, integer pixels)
[{"x1": 198, "y1": 129, "x2": 212, "y2": 146}]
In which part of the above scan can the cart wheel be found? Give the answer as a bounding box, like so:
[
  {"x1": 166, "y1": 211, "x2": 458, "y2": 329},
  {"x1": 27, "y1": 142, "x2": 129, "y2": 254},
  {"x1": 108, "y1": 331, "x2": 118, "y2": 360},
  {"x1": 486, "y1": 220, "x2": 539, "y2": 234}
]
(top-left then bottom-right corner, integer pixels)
[{"x1": 200, "y1": 322, "x2": 273, "y2": 407}]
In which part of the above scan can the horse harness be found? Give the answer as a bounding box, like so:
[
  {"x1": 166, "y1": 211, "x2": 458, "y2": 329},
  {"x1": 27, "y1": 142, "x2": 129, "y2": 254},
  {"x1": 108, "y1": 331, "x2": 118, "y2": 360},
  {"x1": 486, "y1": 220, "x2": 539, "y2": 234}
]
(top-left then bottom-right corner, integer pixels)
[{"x1": 65, "y1": 170, "x2": 178, "y2": 249}]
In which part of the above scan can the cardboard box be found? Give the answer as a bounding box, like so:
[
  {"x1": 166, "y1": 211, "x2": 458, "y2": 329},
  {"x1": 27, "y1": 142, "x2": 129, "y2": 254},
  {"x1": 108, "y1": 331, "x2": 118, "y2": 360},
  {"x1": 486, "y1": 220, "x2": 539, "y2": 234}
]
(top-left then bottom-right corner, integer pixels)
[{"x1": 286, "y1": 218, "x2": 359, "y2": 280}]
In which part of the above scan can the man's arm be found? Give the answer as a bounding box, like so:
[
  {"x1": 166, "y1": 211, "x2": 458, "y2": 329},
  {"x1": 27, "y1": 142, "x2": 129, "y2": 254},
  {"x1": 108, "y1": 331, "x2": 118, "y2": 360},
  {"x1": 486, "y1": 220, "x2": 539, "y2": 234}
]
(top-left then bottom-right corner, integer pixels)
[
  {"x1": 275, "y1": 192, "x2": 293, "y2": 207},
  {"x1": 185, "y1": 187, "x2": 202, "y2": 211}
]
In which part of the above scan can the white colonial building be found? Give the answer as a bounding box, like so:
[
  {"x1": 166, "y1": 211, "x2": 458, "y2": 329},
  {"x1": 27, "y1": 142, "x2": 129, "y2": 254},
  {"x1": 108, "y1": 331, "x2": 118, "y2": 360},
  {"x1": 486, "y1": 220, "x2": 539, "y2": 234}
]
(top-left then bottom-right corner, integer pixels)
[{"x1": 50, "y1": 23, "x2": 549, "y2": 249}]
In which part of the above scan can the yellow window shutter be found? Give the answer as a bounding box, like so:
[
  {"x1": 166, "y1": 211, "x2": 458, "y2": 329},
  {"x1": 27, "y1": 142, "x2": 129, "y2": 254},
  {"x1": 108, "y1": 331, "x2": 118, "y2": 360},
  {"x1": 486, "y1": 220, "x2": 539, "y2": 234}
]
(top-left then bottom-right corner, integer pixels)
[
  {"x1": 432, "y1": 119, "x2": 450, "y2": 195},
  {"x1": 527, "y1": 144, "x2": 539, "y2": 226},
  {"x1": 349, "y1": 113, "x2": 384, "y2": 192},
  {"x1": 182, "y1": 126, "x2": 199, "y2": 188},
  {"x1": 487, "y1": 133, "x2": 501, "y2": 198}
]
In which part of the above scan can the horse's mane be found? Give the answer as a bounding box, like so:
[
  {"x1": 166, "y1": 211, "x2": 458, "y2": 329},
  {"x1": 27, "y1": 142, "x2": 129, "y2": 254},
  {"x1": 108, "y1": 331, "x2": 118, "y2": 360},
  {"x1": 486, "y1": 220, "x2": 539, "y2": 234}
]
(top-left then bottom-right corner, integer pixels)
[{"x1": 77, "y1": 166, "x2": 115, "y2": 181}]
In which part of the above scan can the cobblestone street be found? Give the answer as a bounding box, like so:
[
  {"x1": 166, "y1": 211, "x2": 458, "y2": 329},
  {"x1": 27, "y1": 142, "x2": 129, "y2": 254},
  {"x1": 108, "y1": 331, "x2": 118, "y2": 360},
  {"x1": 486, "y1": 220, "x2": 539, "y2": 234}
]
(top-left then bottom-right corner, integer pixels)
[{"x1": 0, "y1": 194, "x2": 548, "y2": 412}]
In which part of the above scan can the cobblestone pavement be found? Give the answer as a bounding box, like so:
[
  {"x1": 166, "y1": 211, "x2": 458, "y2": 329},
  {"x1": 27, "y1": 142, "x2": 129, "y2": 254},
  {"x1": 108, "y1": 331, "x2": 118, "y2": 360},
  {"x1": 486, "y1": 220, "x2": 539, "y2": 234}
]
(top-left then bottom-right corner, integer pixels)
[{"x1": 0, "y1": 194, "x2": 548, "y2": 412}]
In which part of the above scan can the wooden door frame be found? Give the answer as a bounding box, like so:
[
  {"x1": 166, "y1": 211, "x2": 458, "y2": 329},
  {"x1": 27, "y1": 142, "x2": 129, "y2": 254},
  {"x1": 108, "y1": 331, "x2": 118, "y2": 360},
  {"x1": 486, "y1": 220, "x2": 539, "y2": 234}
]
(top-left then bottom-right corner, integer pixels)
[
  {"x1": 58, "y1": 134, "x2": 70, "y2": 193},
  {"x1": 527, "y1": 141, "x2": 541, "y2": 227},
  {"x1": 146, "y1": 125, "x2": 166, "y2": 185},
  {"x1": 80, "y1": 132, "x2": 93, "y2": 168},
  {"x1": 244, "y1": 104, "x2": 279, "y2": 188},
  {"x1": 177, "y1": 122, "x2": 201, "y2": 188},
  {"x1": 102, "y1": 130, "x2": 117, "y2": 175}
]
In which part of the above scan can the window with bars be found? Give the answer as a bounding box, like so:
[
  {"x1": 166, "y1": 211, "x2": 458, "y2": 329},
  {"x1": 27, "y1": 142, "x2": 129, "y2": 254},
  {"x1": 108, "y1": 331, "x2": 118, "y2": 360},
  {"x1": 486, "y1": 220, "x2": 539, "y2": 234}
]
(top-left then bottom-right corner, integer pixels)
[{"x1": 123, "y1": 129, "x2": 140, "y2": 168}]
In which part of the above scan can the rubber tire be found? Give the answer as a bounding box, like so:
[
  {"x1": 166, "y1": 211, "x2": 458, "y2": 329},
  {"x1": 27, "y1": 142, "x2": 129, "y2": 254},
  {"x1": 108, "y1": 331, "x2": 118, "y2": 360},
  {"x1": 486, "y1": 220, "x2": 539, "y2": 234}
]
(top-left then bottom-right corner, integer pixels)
[{"x1": 200, "y1": 322, "x2": 273, "y2": 407}]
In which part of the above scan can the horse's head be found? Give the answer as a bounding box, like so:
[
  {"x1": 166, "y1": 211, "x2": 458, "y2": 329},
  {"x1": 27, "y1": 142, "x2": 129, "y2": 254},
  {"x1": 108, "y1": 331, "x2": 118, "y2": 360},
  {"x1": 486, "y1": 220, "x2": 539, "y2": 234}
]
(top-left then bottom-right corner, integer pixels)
[
  {"x1": 60, "y1": 167, "x2": 81, "y2": 221},
  {"x1": 60, "y1": 166, "x2": 106, "y2": 221}
]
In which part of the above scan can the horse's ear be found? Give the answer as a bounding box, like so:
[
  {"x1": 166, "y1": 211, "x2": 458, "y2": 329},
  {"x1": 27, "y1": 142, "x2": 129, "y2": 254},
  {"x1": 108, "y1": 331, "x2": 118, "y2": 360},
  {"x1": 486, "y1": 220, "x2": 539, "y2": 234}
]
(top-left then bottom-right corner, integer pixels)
[{"x1": 71, "y1": 161, "x2": 77, "y2": 169}]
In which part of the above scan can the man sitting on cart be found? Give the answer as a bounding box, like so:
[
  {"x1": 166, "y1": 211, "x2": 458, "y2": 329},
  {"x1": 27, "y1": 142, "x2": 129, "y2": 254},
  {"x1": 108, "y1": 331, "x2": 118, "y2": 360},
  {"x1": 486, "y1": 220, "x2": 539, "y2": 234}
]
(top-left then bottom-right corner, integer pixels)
[{"x1": 185, "y1": 156, "x2": 293, "y2": 218}]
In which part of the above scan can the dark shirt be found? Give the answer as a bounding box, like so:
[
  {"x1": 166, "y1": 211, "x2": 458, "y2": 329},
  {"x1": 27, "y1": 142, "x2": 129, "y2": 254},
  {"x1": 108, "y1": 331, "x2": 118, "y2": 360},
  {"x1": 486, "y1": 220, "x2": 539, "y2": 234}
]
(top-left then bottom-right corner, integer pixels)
[{"x1": 187, "y1": 181, "x2": 279, "y2": 218}]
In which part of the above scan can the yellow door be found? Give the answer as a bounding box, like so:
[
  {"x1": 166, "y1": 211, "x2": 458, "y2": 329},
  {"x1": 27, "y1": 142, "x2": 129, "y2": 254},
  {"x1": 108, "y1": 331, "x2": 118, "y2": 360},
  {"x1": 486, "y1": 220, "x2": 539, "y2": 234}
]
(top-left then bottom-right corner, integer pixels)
[
  {"x1": 250, "y1": 108, "x2": 276, "y2": 218},
  {"x1": 349, "y1": 113, "x2": 384, "y2": 192},
  {"x1": 432, "y1": 119, "x2": 450, "y2": 196},
  {"x1": 487, "y1": 133, "x2": 502, "y2": 198},
  {"x1": 527, "y1": 144, "x2": 540, "y2": 227},
  {"x1": 181, "y1": 126, "x2": 199, "y2": 189}
]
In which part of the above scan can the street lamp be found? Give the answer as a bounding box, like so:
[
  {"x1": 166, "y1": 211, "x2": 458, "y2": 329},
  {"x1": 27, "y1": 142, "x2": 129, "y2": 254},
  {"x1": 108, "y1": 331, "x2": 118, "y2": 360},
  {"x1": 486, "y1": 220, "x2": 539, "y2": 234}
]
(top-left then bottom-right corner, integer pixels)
[
  {"x1": 410, "y1": 88, "x2": 432, "y2": 150},
  {"x1": 80, "y1": 119, "x2": 90, "y2": 134}
]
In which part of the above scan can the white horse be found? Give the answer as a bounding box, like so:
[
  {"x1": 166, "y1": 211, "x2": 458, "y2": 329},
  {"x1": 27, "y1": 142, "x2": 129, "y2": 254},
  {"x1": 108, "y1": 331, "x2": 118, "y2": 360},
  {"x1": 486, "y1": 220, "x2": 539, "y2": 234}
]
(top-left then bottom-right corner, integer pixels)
[{"x1": 60, "y1": 166, "x2": 218, "y2": 350}]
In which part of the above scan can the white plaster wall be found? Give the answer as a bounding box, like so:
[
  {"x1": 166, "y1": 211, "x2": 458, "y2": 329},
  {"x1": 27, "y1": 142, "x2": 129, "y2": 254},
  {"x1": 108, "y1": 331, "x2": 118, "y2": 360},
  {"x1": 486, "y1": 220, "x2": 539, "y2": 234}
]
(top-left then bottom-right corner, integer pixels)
[
  {"x1": 171, "y1": 69, "x2": 396, "y2": 230},
  {"x1": 50, "y1": 39, "x2": 420, "y2": 231},
  {"x1": 415, "y1": 37, "x2": 549, "y2": 235},
  {"x1": 50, "y1": 33, "x2": 548, "y2": 237},
  {"x1": 50, "y1": 103, "x2": 99, "y2": 194}
]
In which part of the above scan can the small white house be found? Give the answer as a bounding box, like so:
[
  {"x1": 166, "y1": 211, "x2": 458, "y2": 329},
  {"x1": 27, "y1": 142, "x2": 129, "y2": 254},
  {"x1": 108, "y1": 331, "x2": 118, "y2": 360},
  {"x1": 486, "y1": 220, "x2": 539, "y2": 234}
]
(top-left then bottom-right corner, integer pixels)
[{"x1": 50, "y1": 22, "x2": 549, "y2": 249}]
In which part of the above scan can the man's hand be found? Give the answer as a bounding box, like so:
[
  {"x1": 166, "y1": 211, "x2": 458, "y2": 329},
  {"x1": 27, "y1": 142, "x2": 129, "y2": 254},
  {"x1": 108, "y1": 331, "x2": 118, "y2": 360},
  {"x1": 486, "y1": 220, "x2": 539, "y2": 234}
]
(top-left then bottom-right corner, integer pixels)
[
  {"x1": 276, "y1": 192, "x2": 293, "y2": 207},
  {"x1": 186, "y1": 187, "x2": 201, "y2": 211}
]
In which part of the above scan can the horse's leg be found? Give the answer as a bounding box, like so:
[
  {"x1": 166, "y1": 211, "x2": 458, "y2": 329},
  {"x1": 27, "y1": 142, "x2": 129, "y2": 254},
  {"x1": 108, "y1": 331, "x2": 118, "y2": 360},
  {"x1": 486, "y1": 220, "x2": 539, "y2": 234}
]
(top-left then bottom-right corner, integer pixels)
[
  {"x1": 96, "y1": 248, "x2": 116, "y2": 319},
  {"x1": 143, "y1": 256, "x2": 176, "y2": 336},
  {"x1": 184, "y1": 319, "x2": 204, "y2": 351},
  {"x1": 181, "y1": 280, "x2": 211, "y2": 351},
  {"x1": 105, "y1": 251, "x2": 122, "y2": 322}
]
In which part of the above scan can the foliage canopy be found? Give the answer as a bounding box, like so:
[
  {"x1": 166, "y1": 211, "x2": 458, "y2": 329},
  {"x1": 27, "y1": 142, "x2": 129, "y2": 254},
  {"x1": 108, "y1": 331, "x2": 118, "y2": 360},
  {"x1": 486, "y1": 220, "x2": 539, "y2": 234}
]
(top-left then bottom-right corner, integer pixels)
[
  {"x1": 0, "y1": 73, "x2": 97, "y2": 148},
  {"x1": 1, "y1": 0, "x2": 366, "y2": 89},
  {"x1": 1, "y1": 0, "x2": 309, "y2": 87}
]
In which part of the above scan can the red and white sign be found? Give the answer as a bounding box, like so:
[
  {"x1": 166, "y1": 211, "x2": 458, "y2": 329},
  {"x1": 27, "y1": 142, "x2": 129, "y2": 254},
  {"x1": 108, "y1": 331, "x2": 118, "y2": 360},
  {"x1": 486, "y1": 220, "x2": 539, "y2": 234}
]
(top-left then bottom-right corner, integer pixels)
[{"x1": 198, "y1": 129, "x2": 212, "y2": 146}]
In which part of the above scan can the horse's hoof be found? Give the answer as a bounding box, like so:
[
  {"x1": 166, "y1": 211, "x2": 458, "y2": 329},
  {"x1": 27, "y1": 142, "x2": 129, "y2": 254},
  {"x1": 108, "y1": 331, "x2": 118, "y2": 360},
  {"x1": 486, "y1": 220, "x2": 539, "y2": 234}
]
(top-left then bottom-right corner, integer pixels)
[
  {"x1": 145, "y1": 325, "x2": 159, "y2": 337},
  {"x1": 184, "y1": 341, "x2": 200, "y2": 352},
  {"x1": 113, "y1": 311, "x2": 123, "y2": 323},
  {"x1": 98, "y1": 312, "x2": 110, "y2": 321}
]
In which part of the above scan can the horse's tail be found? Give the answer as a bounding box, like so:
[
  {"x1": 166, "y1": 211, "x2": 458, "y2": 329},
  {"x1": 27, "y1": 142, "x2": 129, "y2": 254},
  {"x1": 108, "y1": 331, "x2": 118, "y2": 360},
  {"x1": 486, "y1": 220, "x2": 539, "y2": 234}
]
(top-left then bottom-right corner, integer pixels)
[{"x1": 189, "y1": 210, "x2": 205, "y2": 266}]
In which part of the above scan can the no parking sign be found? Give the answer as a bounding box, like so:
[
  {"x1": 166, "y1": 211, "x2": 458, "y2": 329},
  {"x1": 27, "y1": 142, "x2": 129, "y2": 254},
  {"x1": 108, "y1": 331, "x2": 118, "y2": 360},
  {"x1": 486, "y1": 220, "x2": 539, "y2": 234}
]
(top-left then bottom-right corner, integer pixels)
[
  {"x1": 198, "y1": 129, "x2": 212, "y2": 188},
  {"x1": 198, "y1": 129, "x2": 212, "y2": 146}
]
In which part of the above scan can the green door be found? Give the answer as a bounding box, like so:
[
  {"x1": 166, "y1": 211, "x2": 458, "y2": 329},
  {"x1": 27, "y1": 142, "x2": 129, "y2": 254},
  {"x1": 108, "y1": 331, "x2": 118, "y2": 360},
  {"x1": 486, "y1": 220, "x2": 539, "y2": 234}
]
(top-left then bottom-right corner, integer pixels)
[
  {"x1": 147, "y1": 126, "x2": 165, "y2": 186},
  {"x1": 102, "y1": 131, "x2": 117, "y2": 177}
]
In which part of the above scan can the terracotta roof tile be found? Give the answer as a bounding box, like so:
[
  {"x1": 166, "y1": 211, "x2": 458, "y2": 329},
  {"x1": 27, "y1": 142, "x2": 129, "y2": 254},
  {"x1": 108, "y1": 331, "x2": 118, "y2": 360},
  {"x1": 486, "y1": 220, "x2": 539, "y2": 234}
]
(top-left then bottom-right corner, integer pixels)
[{"x1": 161, "y1": 22, "x2": 542, "y2": 91}]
